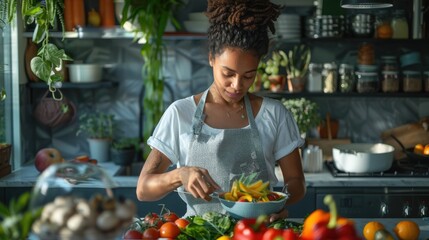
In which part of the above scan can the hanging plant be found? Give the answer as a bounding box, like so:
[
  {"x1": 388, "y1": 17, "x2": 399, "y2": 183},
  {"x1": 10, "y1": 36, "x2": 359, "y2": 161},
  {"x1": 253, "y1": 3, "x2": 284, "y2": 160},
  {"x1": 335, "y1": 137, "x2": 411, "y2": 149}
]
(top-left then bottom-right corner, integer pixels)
[
  {"x1": 1, "y1": 0, "x2": 72, "y2": 99},
  {"x1": 120, "y1": 0, "x2": 183, "y2": 156}
]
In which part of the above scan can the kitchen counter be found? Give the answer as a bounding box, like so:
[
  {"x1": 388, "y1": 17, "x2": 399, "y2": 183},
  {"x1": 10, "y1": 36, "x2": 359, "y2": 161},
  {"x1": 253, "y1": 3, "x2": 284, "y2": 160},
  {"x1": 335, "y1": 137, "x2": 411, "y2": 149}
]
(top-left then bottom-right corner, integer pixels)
[{"x1": 1, "y1": 162, "x2": 429, "y2": 188}]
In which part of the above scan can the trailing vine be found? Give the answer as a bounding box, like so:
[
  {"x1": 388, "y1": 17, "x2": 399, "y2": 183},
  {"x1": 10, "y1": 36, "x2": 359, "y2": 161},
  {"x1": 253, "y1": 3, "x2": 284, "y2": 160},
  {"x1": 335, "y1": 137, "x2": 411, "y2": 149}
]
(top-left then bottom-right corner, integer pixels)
[{"x1": 1, "y1": 0, "x2": 71, "y2": 100}]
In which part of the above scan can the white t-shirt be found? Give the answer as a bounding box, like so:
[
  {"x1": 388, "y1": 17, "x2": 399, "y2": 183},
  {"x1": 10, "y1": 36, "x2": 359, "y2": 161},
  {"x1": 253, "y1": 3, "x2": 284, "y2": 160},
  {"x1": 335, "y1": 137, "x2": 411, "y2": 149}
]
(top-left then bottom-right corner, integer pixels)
[{"x1": 148, "y1": 95, "x2": 304, "y2": 186}]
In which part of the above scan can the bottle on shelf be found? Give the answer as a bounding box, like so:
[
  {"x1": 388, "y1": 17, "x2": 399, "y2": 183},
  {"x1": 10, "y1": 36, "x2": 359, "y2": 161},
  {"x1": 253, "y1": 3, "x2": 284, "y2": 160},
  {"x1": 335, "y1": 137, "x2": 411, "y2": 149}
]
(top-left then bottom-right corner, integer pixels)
[{"x1": 391, "y1": 10, "x2": 409, "y2": 39}]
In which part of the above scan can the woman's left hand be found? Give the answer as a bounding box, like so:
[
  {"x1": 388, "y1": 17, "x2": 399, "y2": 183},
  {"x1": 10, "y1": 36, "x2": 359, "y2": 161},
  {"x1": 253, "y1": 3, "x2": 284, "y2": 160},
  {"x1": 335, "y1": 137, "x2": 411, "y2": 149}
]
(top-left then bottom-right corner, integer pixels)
[{"x1": 268, "y1": 207, "x2": 288, "y2": 223}]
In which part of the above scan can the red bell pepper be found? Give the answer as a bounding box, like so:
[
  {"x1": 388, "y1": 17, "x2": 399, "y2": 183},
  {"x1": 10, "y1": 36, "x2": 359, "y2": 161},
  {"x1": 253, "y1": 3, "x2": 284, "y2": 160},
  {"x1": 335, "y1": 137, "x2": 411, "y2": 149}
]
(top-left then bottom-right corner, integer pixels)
[
  {"x1": 233, "y1": 215, "x2": 267, "y2": 240},
  {"x1": 262, "y1": 226, "x2": 299, "y2": 240}
]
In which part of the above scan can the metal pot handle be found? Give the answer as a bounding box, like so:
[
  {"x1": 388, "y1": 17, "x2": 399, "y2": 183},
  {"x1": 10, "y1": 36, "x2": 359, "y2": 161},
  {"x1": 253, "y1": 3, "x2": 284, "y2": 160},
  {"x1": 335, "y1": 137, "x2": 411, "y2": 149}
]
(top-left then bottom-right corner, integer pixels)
[{"x1": 390, "y1": 134, "x2": 406, "y2": 151}]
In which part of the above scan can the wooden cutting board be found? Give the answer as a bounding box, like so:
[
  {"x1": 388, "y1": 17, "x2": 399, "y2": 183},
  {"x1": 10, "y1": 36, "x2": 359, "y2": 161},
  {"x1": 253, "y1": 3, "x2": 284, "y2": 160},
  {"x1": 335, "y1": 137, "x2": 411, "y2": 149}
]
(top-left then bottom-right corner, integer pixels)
[{"x1": 381, "y1": 118, "x2": 429, "y2": 159}]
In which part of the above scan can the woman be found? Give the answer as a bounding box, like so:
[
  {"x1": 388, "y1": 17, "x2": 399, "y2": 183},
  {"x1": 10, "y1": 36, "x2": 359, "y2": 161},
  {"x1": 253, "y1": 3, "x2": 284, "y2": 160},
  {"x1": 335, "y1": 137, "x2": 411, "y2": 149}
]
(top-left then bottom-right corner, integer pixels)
[{"x1": 137, "y1": 0, "x2": 306, "y2": 222}]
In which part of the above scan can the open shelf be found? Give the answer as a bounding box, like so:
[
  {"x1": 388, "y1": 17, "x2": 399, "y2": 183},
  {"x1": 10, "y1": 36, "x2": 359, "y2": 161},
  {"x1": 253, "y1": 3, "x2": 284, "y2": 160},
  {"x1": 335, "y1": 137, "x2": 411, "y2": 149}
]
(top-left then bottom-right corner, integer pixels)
[{"x1": 27, "y1": 81, "x2": 118, "y2": 89}]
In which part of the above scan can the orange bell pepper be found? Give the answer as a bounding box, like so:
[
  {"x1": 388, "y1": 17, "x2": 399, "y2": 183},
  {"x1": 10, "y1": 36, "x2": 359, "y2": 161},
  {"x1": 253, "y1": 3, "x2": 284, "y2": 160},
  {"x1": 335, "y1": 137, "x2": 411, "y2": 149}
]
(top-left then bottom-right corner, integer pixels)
[{"x1": 301, "y1": 195, "x2": 362, "y2": 240}]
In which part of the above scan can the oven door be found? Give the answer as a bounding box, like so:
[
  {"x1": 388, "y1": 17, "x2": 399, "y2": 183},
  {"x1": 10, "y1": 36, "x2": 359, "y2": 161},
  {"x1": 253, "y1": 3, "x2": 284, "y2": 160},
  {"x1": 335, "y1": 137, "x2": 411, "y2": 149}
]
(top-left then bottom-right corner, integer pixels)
[{"x1": 316, "y1": 187, "x2": 429, "y2": 218}]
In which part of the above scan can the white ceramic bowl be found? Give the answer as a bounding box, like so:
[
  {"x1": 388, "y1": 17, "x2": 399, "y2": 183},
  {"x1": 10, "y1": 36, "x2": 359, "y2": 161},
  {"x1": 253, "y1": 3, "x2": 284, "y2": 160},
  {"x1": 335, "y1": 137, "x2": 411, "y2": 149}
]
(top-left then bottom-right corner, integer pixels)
[
  {"x1": 332, "y1": 143, "x2": 395, "y2": 173},
  {"x1": 219, "y1": 191, "x2": 288, "y2": 219},
  {"x1": 68, "y1": 64, "x2": 102, "y2": 83}
]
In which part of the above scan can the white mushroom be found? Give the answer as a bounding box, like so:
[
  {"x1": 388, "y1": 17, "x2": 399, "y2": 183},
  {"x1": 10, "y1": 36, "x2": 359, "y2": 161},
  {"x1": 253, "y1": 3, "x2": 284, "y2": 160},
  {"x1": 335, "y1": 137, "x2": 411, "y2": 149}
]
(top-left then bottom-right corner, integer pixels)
[
  {"x1": 54, "y1": 195, "x2": 74, "y2": 207},
  {"x1": 41, "y1": 202, "x2": 56, "y2": 222},
  {"x1": 76, "y1": 199, "x2": 92, "y2": 217},
  {"x1": 50, "y1": 205, "x2": 75, "y2": 227},
  {"x1": 66, "y1": 213, "x2": 88, "y2": 232},
  {"x1": 32, "y1": 220, "x2": 60, "y2": 238},
  {"x1": 115, "y1": 202, "x2": 134, "y2": 221},
  {"x1": 96, "y1": 211, "x2": 119, "y2": 231}
]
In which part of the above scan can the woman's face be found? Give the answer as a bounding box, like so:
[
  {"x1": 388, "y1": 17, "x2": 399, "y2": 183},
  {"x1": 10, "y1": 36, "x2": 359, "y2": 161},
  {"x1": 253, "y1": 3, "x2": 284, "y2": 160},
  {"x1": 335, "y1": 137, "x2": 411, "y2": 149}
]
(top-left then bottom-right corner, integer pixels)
[{"x1": 210, "y1": 48, "x2": 259, "y2": 103}]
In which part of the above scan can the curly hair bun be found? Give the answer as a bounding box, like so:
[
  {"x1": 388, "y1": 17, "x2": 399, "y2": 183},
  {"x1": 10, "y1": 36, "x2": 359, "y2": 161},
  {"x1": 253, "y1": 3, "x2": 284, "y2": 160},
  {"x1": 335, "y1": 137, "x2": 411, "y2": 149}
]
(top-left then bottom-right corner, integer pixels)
[{"x1": 205, "y1": 0, "x2": 281, "y2": 34}]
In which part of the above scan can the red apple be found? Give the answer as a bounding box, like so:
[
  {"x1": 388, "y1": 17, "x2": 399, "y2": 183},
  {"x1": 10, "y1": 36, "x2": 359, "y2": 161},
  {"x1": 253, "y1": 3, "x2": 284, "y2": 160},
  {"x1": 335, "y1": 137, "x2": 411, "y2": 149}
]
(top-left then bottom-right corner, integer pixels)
[{"x1": 34, "y1": 148, "x2": 64, "y2": 173}]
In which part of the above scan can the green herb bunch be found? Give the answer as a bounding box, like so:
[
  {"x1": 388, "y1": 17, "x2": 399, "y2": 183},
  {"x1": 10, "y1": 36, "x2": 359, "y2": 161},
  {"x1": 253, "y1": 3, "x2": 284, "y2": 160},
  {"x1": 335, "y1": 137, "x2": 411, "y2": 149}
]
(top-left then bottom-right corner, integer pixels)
[
  {"x1": 77, "y1": 112, "x2": 116, "y2": 139},
  {"x1": 282, "y1": 98, "x2": 321, "y2": 135},
  {"x1": 0, "y1": 192, "x2": 42, "y2": 240}
]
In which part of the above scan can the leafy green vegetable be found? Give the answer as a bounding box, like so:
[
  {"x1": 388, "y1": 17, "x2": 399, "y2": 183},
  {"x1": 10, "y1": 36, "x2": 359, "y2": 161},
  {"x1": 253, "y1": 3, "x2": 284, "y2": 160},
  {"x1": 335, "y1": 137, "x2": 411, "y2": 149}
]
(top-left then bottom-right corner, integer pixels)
[
  {"x1": 181, "y1": 212, "x2": 236, "y2": 240},
  {"x1": 267, "y1": 219, "x2": 303, "y2": 233}
]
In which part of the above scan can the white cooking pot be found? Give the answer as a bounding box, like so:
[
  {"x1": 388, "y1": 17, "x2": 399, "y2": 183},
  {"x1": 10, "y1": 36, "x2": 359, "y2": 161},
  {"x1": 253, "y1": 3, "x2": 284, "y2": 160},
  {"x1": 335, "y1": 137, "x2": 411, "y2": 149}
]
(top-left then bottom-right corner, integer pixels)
[{"x1": 332, "y1": 143, "x2": 395, "y2": 173}]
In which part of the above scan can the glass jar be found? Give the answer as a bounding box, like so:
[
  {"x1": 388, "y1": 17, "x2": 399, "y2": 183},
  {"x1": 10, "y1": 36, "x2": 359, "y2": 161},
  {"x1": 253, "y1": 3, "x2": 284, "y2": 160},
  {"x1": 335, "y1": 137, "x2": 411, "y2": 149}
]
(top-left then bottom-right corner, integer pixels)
[
  {"x1": 356, "y1": 71, "x2": 379, "y2": 93},
  {"x1": 339, "y1": 64, "x2": 355, "y2": 92},
  {"x1": 380, "y1": 56, "x2": 399, "y2": 72},
  {"x1": 424, "y1": 71, "x2": 429, "y2": 92},
  {"x1": 402, "y1": 71, "x2": 422, "y2": 92},
  {"x1": 322, "y1": 63, "x2": 338, "y2": 93},
  {"x1": 391, "y1": 10, "x2": 409, "y2": 39},
  {"x1": 381, "y1": 71, "x2": 399, "y2": 92},
  {"x1": 307, "y1": 63, "x2": 323, "y2": 92}
]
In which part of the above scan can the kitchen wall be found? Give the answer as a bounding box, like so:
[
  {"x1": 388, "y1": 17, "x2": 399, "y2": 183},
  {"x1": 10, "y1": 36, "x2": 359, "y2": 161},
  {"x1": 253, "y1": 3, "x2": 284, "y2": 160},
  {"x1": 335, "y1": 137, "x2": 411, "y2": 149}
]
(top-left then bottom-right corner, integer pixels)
[{"x1": 22, "y1": 0, "x2": 429, "y2": 161}]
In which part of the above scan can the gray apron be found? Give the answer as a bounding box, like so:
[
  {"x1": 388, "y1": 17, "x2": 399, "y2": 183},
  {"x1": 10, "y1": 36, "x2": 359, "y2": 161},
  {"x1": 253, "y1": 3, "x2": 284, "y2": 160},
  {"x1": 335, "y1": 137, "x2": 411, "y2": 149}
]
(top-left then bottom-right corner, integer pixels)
[{"x1": 179, "y1": 89, "x2": 268, "y2": 217}]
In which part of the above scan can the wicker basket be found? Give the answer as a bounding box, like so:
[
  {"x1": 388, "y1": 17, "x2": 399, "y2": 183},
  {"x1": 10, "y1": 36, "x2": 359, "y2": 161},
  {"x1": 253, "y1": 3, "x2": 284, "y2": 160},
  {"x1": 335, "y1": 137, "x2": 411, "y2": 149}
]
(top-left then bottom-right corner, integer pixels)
[{"x1": 0, "y1": 144, "x2": 12, "y2": 178}]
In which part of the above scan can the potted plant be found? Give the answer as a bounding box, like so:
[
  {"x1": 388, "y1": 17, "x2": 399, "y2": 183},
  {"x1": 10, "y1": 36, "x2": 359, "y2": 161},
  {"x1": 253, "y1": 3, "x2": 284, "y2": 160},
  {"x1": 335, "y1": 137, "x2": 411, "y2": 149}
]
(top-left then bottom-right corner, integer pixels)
[
  {"x1": 118, "y1": 0, "x2": 183, "y2": 158},
  {"x1": 281, "y1": 97, "x2": 321, "y2": 137},
  {"x1": 76, "y1": 112, "x2": 116, "y2": 162},
  {"x1": 110, "y1": 137, "x2": 141, "y2": 166},
  {"x1": 283, "y1": 44, "x2": 311, "y2": 92},
  {"x1": 1, "y1": 0, "x2": 72, "y2": 98},
  {"x1": 256, "y1": 50, "x2": 288, "y2": 92}
]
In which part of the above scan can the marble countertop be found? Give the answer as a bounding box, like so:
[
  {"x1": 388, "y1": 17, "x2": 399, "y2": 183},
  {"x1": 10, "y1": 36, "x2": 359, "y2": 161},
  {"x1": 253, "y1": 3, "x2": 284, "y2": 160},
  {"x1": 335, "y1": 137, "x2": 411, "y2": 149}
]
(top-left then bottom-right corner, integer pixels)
[{"x1": 1, "y1": 162, "x2": 429, "y2": 188}]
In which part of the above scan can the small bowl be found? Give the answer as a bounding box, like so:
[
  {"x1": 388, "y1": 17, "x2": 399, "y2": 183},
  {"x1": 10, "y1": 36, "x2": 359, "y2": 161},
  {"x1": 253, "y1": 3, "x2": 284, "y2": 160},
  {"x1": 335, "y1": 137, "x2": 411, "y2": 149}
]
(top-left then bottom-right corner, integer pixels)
[
  {"x1": 67, "y1": 64, "x2": 102, "y2": 83},
  {"x1": 219, "y1": 191, "x2": 288, "y2": 219}
]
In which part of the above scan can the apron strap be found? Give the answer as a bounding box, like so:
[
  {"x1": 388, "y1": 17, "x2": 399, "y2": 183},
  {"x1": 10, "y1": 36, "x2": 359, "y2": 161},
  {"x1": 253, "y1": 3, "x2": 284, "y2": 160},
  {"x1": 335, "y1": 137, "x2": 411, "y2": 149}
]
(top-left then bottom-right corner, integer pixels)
[{"x1": 191, "y1": 89, "x2": 208, "y2": 135}]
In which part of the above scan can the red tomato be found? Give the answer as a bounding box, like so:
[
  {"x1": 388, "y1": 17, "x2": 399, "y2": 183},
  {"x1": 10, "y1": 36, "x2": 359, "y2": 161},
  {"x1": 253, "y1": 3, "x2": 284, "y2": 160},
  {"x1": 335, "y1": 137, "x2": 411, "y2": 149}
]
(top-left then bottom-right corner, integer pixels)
[
  {"x1": 174, "y1": 218, "x2": 190, "y2": 229},
  {"x1": 159, "y1": 222, "x2": 181, "y2": 238},
  {"x1": 142, "y1": 227, "x2": 160, "y2": 240},
  {"x1": 144, "y1": 212, "x2": 163, "y2": 228},
  {"x1": 123, "y1": 229, "x2": 143, "y2": 239},
  {"x1": 163, "y1": 212, "x2": 179, "y2": 222},
  {"x1": 282, "y1": 229, "x2": 299, "y2": 240},
  {"x1": 262, "y1": 228, "x2": 283, "y2": 240}
]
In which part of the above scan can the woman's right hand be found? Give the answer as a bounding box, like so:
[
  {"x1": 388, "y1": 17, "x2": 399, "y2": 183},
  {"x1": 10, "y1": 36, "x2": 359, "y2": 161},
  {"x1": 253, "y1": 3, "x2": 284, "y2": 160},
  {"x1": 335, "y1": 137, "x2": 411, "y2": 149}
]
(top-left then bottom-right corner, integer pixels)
[{"x1": 179, "y1": 166, "x2": 221, "y2": 201}]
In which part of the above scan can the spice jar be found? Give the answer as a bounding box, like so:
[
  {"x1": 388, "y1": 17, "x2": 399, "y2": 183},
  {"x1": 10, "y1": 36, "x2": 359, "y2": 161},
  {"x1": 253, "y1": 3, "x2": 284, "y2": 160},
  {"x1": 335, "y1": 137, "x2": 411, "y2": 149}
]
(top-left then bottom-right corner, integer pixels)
[
  {"x1": 307, "y1": 63, "x2": 323, "y2": 92},
  {"x1": 381, "y1": 71, "x2": 399, "y2": 93},
  {"x1": 339, "y1": 64, "x2": 355, "y2": 92},
  {"x1": 424, "y1": 71, "x2": 429, "y2": 92},
  {"x1": 402, "y1": 71, "x2": 422, "y2": 92},
  {"x1": 322, "y1": 63, "x2": 338, "y2": 93},
  {"x1": 356, "y1": 71, "x2": 379, "y2": 93},
  {"x1": 380, "y1": 56, "x2": 399, "y2": 72}
]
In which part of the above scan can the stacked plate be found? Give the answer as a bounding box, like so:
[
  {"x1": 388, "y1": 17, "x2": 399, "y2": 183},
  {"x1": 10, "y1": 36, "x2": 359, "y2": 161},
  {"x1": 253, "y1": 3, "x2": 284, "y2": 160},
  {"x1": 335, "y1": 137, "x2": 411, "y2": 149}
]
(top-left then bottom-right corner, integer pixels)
[
  {"x1": 184, "y1": 12, "x2": 210, "y2": 33},
  {"x1": 306, "y1": 15, "x2": 345, "y2": 38},
  {"x1": 275, "y1": 14, "x2": 301, "y2": 39}
]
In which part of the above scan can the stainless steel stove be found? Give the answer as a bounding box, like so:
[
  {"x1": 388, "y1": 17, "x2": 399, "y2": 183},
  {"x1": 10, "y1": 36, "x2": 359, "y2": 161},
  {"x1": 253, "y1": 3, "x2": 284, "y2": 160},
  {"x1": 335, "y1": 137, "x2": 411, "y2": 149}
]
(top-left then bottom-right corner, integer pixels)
[
  {"x1": 325, "y1": 160, "x2": 429, "y2": 178},
  {"x1": 317, "y1": 160, "x2": 429, "y2": 218}
]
